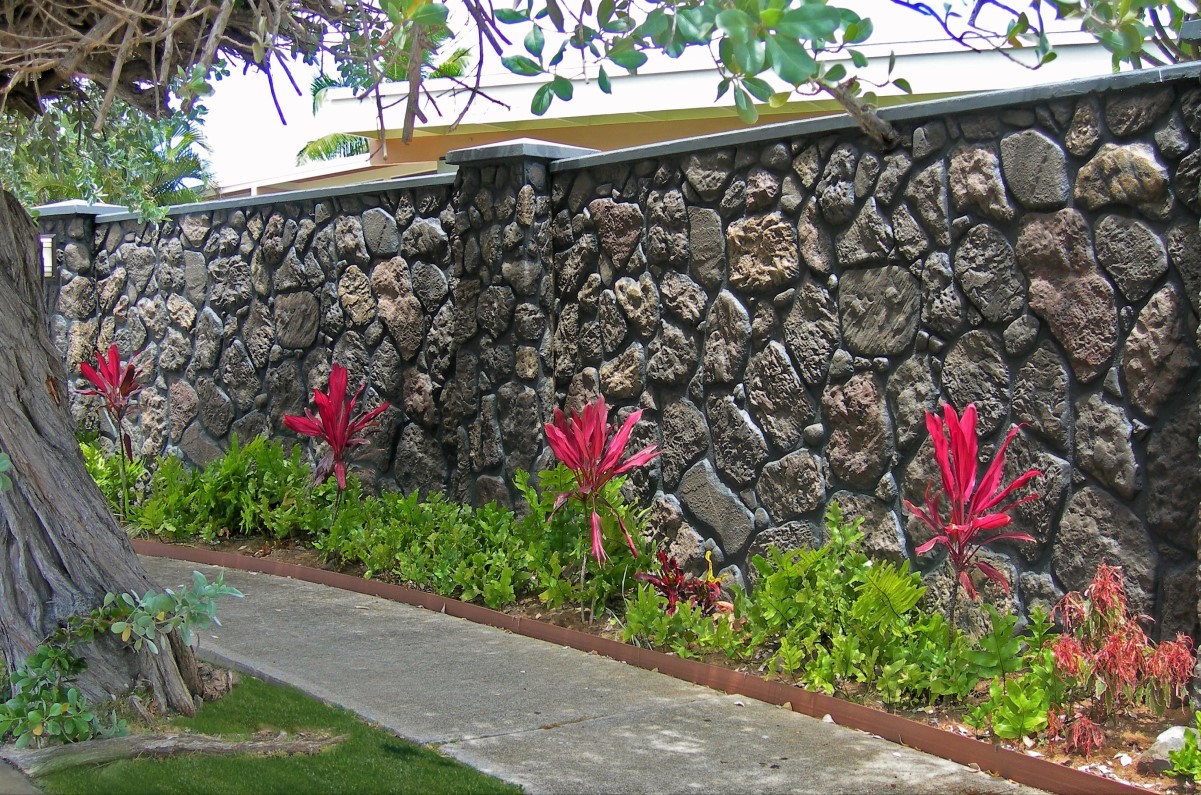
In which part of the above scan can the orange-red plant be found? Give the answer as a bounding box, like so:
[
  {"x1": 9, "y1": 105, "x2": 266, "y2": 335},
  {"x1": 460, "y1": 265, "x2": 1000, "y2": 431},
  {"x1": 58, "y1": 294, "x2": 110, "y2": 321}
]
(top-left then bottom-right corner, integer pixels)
[{"x1": 79, "y1": 344, "x2": 142, "y2": 461}]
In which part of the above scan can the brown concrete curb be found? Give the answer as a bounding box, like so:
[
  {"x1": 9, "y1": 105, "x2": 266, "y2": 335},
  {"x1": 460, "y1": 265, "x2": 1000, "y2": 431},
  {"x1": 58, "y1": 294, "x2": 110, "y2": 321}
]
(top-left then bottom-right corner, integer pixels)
[{"x1": 135, "y1": 539, "x2": 1149, "y2": 795}]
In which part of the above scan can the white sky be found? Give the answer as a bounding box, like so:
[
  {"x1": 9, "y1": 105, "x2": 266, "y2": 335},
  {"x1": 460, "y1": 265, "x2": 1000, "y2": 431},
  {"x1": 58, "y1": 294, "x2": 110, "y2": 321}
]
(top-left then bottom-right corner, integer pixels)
[{"x1": 200, "y1": 1, "x2": 1091, "y2": 188}]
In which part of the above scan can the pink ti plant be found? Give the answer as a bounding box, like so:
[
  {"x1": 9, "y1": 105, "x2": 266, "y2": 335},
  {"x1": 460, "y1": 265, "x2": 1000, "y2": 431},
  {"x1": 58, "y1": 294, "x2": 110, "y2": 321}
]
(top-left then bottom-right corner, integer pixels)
[
  {"x1": 543, "y1": 395, "x2": 659, "y2": 566},
  {"x1": 77, "y1": 344, "x2": 142, "y2": 518},
  {"x1": 284, "y1": 363, "x2": 389, "y2": 511},
  {"x1": 903, "y1": 403, "x2": 1040, "y2": 628}
]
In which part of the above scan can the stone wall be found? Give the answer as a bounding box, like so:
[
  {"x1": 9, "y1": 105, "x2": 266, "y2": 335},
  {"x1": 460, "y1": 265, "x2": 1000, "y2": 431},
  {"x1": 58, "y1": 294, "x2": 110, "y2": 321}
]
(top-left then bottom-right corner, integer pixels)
[{"x1": 42, "y1": 65, "x2": 1201, "y2": 639}]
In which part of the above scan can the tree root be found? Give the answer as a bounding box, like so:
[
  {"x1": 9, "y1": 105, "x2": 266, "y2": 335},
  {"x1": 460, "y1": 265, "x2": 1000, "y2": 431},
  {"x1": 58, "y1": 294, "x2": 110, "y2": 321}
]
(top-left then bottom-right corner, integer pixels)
[{"x1": 0, "y1": 732, "x2": 347, "y2": 778}]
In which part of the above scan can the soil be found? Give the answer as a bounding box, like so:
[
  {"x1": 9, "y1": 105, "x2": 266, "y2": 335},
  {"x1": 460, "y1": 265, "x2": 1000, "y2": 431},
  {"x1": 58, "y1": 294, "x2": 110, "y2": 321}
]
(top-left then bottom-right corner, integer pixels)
[{"x1": 154, "y1": 534, "x2": 1193, "y2": 793}]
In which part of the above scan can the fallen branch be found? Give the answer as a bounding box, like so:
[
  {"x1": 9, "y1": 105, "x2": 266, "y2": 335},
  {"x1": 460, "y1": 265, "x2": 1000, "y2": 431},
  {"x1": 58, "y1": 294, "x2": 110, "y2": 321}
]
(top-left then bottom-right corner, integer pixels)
[{"x1": 0, "y1": 732, "x2": 347, "y2": 778}]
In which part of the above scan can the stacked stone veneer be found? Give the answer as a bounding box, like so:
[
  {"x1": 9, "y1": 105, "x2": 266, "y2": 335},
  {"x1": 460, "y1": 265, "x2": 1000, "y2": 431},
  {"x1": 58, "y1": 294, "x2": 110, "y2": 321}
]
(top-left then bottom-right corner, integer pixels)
[{"x1": 44, "y1": 67, "x2": 1201, "y2": 639}]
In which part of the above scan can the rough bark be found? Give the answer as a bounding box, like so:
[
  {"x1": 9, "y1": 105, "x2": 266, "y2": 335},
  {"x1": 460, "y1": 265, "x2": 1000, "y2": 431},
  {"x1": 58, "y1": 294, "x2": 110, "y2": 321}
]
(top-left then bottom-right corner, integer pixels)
[
  {"x1": 0, "y1": 733, "x2": 346, "y2": 778},
  {"x1": 0, "y1": 191, "x2": 197, "y2": 714}
]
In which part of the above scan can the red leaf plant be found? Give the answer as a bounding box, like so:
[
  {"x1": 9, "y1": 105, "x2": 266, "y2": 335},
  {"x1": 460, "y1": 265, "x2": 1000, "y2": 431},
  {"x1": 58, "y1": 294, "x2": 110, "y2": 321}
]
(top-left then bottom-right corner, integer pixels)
[
  {"x1": 635, "y1": 550, "x2": 729, "y2": 616},
  {"x1": 543, "y1": 395, "x2": 658, "y2": 565},
  {"x1": 283, "y1": 363, "x2": 389, "y2": 492},
  {"x1": 903, "y1": 403, "x2": 1041, "y2": 627},
  {"x1": 1052, "y1": 562, "x2": 1196, "y2": 718},
  {"x1": 79, "y1": 344, "x2": 142, "y2": 459},
  {"x1": 77, "y1": 345, "x2": 143, "y2": 519}
]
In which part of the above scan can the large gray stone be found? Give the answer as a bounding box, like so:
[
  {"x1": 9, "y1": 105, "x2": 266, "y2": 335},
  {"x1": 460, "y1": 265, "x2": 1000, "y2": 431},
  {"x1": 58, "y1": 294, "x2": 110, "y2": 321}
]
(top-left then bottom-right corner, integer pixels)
[
  {"x1": 196, "y1": 377, "x2": 234, "y2": 437},
  {"x1": 400, "y1": 218, "x2": 447, "y2": 262},
  {"x1": 1106, "y1": 87, "x2": 1174, "y2": 136},
  {"x1": 953, "y1": 224, "x2": 1025, "y2": 324},
  {"x1": 919, "y1": 252, "x2": 965, "y2": 338},
  {"x1": 822, "y1": 373, "x2": 892, "y2": 490},
  {"x1": 1012, "y1": 343, "x2": 1071, "y2": 452},
  {"x1": 1145, "y1": 401, "x2": 1201, "y2": 551},
  {"x1": 707, "y1": 395, "x2": 768, "y2": 487},
  {"x1": 1167, "y1": 223, "x2": 1201, "y2": 316},
  {"x1": 797, "y1": 197, "x2": 835, "y2": 275},
  {"x1": 589, "y1": 199, "x2": 644, "y2": 270},
  {"x1": 1066, "y1": 98, "x2": 1102, "y2": 156},
  {"x1": 999, "y1": 130, "x2": 1069, "y2": 209},
  {"x1": 1053, "y1": 487, "x2": 1157, "y2": 616},
  {"x1": 892, "y1": 203, "x2": 929, "y2": 262},
  {"x1": 660, "y1": 399, "x2": 709, "y2": 490},
  {"x1": 683, "y1": 150, "x2": 733, "y2": 201},
  {"x1": 940, "y1": 330, "x2": 1010, "y2": 435},
  {"x1": 219, "y1": 340, "x2": 258, "y2": 411},
  {"x1": 168, "y1": 380, "x2": 198, "y2": 443},
  {"x1": 57, "y1": 276, "x2": 97, "y2": 320},
  {"x1": 615, "y1": 274, "x2": 661, "y2": 337},
  {"x1": 1093, "y1": 215, "x2": 1168, "y2": 302},
  {"x1": 838, "y1": 267, "x2": 919, "y2": 357},
  {"x1": 678, "y1": 459, "x2": 754, "y2": 555},
  {"x1": 362, "y1": 207, "x2": 399, "y2": 256},
  {"x1": 1123, "y1": 284, "x2": 1196, "y2": 418},
  {"x1": 647, "y1": 321, "x2": 697, "y2": 387},
  {"x1": 411, "y1": 262, "x2": 449, "y2": 310},
  {"x1": 600, "y1": 343, "x2": 646, "y2": 400},
  {"x1": 659, "y1": 271, "x2": 707, "y2": 326},
  {"x1": 1074, "y1": 393, "x2": 1138, "y2": 500},
  {"x1": 746, "y1": 342, "x2": 815, "y2": 452},
  {"x1": 394, "y1": 425, "x2": 448, "y2": 497},
  {"x1": 687, "y1": 207, "x2": 725, "y2": 290},
  {"x1": 815, "y1": 144, "x2": 857, "y2": 225},
  {"x1": 949, "y1": 146, "x2": 1014, "y2": 222},
  {"x1": 207, "y1": 256, "x2": 253, "y2": 312},
  {"x1": 887, "y1": 356, "x2": 938, "y2": 452},
  {"x1": 702, "y1": 291, "x2": 750, "y2": 384},
  {"x1": 274, "y1": 292, "x2": 319, "y2": 349},
  {"x1": 1016, "y1": 209, "x2": 1117, "y2": 384},
  {"x1": 759, "y1": 451, "x2": 826, "y2": 521},
  {"x1": 832, "y1": 490, "x2": 904, "y2": 563},
  {"x1": 1075, "y1": 143, "x2": 1173, "y2": 219},
  {"x1": 783, "y1": 281, "x2": 839, "y2": 385},
  {"x1": 1002, "y1": 431, "x2": 1069, "y2": 563},
  {"x1": 835, "y1": 198, "x2": 893, "y2": 267},
  {"x1": 478, "y1": 285, "x2": 516, "y2": 339},
  {"x1": 726, "y1": 214, "x2": 799, "y2": 292}
]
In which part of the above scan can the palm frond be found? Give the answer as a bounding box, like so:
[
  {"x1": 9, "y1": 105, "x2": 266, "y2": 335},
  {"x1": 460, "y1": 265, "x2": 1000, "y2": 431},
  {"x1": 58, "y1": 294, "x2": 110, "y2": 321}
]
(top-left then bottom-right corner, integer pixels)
[
  {"x1": 295, "y1": 133, "x2": 370, "y2": 165},
  {"x1": 851, "y1": 562, "x2": 925, "y2": 625}
]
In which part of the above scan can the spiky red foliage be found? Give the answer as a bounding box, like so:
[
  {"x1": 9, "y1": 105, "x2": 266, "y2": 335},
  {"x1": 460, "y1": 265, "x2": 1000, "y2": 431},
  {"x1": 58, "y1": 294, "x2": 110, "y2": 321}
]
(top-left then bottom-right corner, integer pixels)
[
  {"x1": 1065, "y1": 716, "x2": 1105, "y2": 757},
  {"x1": 904, "y1": 403, "x2": 1040, "y2": 600},
  {"x1": 283, "y1": 363, "x2": 389, "y2": 490},
  {"x1": 78, "y1": 344, "x2": 142, "y2": 460},
  {"x1": 544, "y1": 396, "x2": 658, "y2": 563},
  {"x1": 635, "y1": 550, "x2": 725, "y2": 616}
]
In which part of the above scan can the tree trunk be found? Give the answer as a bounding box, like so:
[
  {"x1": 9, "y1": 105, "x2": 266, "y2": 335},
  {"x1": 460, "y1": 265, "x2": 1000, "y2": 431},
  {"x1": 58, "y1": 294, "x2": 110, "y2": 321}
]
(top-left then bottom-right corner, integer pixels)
[{"x1": 0, "y1": 191, "x2": 197, "y2": 715}]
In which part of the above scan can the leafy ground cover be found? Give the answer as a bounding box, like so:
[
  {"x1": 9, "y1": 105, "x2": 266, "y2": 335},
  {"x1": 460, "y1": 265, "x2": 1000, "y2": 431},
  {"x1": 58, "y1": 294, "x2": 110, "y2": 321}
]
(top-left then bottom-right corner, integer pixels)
[{"x1": 37, "y1": 675, "x2": 519, "y2": 795}]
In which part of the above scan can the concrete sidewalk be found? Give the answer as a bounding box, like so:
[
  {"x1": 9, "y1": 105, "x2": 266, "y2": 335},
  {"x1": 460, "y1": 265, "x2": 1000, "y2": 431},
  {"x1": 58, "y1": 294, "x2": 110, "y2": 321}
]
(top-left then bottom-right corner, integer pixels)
[{"x1": 142, "y1": 556, "x2": 1037, "y2": 795}]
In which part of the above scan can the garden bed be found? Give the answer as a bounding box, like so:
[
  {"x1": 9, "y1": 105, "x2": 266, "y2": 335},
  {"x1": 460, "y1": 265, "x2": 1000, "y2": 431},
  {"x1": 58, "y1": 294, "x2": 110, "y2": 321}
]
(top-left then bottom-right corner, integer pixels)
[{"x1": 134, "y1": 538, "x2": 1156, "y2": 795}]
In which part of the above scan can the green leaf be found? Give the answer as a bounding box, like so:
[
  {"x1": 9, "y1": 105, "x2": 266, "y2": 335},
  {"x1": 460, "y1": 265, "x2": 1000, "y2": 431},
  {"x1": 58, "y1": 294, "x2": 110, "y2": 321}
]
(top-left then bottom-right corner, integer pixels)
[
  {"x1": 776, "y1": 5, "x2": 842, "y2": 41},
  {"x1": 892, "y1": 77, "x2": 912, "y2": 94},
  {"x1": 766, "y1": 34, "x2": 817, "y2": 85},
  {"x1": 548, "y1": 42, "x2": 567, "y2": 67},
  {"x1": 502, "y1": 55, "x2": 544, "y2": 76},
  {"x1": 844, "y1": 18, "x2": 873, "y2": 44},
  {"x1": 531, "y1": 83, "x2": 554, "y2": 116},
  {"x1": 408, "y1": 2, "x2": 448, "y2": 26},
  {"x1": 597, "y1": 65, "x2": 612, "y2": 94},
  {"x1": 551, "y1": 75, "x2": 573, "y2": 101},
  {"x1": 742, "y1": 76, "x2": 773, "y2": 103},
  {"x1": 733, "y1": 85, "x2": 758, "y2": 124},
  {"x1": 544, "y1": 0, "x2": 565, "y2": 30},
  {"x1": 850, "y1": 49, "x2": 868, "y2": 68},
  {"x1": 716, "y1": 9, "x2": 753, "y2": 41},
  {"x1": 525, "y1": 26, "x2": 545, "y2": 59},
  {"x1": 494, "y1": 8, "x2": 528, "y2": 24},
  {"x1": 609, "y1": 47, "x2": 647, "y2": 72},
  {"x1": 823, "y1": 63, "x2": 846, "y2": 83}
]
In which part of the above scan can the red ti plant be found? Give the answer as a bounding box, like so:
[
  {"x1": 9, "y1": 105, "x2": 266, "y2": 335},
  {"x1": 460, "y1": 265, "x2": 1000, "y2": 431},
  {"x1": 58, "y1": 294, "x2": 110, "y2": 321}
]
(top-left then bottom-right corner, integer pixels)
[
  {"x1": 77, "y1": 344, "x2": 142, "y2": 519},
  {"x1": 283, "y1": 363, "x2": 389, "y2": 513},
  {"x1": 543, "y1": 395, "x2": 659, "y2": 566},
  {"x1": 903, "y1": 403, "x2": 1040, "y2": 628}
]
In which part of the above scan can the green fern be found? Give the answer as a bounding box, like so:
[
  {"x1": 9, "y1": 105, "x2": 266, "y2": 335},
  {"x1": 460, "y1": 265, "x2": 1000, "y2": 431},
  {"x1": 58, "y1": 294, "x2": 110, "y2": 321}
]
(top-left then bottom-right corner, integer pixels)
[{"x1": 852, "y1": 561, "x2": 925, "y2": 625}]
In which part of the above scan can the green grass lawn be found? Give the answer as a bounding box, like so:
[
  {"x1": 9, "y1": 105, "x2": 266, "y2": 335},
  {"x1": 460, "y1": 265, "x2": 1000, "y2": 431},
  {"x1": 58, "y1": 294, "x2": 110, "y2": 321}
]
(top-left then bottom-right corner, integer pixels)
[{"x1": 38, "y1": 676, "x2": 521, "y2": 795}]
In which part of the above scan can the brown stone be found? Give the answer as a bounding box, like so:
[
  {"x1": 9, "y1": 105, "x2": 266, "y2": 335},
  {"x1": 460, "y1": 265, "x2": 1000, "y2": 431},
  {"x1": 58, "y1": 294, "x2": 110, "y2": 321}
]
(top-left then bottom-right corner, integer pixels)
[
  {"x1": 949, "y1": 146, "x2": 1014, "y2": 221},
  {"x1": 1123, "y1": 285, "x2": 1197, "y2": 418},
  {"x1": 1075, "y1": 143, "x2": 1173, "y2": 219},
  {"x1": 588, "y1": 199, "x2": 644, "y2": 269},
  {"x1": 822, "y1": 373, "x2": 892, "y2": 490},
  {"x1": 726, "y1": 214, "x2": 800, "y2": 292},
  {"x1": 746, "y1": 341, "x2": 816, "y2": 451}
]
